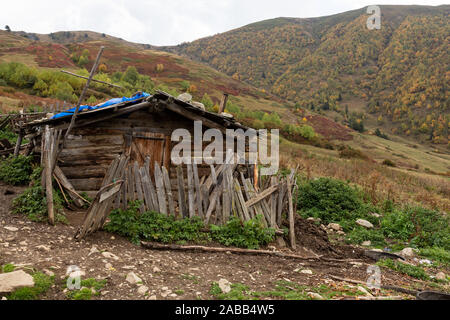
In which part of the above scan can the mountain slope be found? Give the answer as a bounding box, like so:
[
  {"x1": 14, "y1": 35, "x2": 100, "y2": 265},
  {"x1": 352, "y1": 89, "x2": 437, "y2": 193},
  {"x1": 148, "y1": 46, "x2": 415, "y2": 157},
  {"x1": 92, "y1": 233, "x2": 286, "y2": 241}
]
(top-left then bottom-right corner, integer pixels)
[{"x1": 165, "y1": 5, "x2": 450, "y2": 146}]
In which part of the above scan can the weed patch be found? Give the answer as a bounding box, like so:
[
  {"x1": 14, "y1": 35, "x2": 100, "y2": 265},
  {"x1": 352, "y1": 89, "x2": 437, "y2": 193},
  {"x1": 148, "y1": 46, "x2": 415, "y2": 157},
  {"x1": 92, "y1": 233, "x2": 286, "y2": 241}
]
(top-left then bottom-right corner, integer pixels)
[
  {"x1": 377, "y1": 259, "x2": 430, "y2": 281},
  {"x1": 7, "y1": 271, "x2": 54, "y2": 300},
  {"x1": 0, "y1": 155, "x2": 33, "y2": 185}
]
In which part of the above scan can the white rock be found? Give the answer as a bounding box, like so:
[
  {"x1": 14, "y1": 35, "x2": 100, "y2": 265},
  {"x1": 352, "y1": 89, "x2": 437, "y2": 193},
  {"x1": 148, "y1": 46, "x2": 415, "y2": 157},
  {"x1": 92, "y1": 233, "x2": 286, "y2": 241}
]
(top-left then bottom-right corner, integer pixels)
[
  {"x1": 148, "y1": 295, "x2": 157, "y2": 300},
  {"x1": 436, "y1": 272, "x2": 446, "y2": 281},
  {"x1": 88, "y1": 246, "x2": 99, "y2": 256},
  {"x1": 362, "y1": 241, "x2": 372, "y2": 246},
  {"x1": 153, "y1": 266, "x2": 161, "y2": 273},
  {"x1": 218, "y1": 279, "x2": 231, "y2": 294},
  {"x1": 137, "y1": 285, "x2": 149, "y2": 295},
  {"x1": 126, "y1": 272, "x2": 142, "y2": 285},
  {"x1": 177, "y1": 93, "x2": 192, "y2": 102},
  {"x1": 105, "y1": 263, "x2": 113, "y2": 269},
  {"x1": 19, "y1": 241, "x2": 27, "y2": 246},
  {"x1": 4, "y1": 226, "x2": 18, "y2": 232},
  {"x1": 0, "y1": 270, "x2": 34, "y2": 293},
  {"x1": 369, "y1": 212, "x2": 381, "y2": 218},
  {"x1": 300, "y1": 269, "x2": 313, "y2": 275},
  {"x1": 400, "y1": 247, "x2": 415, "y2": 258},
  {"x1": 1, "y1": 296, "x2": 7, "y2": 300},
  {"x1": 307, "y1": 292, "x2": 323, "y2": 300},
  {"x1": 356, "y1": 219, "x2": 374, "y2": 229},
  {"x1": 191, "y1": 101, "x2": 205, "y2": 110},
  {"x1": 102, "y1": 251, "x2": 119, "y2": 260},
  {"x1": 328, "y1": 223, "x2": 342, "y2": 231},
  {"x1": 36, "y1": 245, "x2": 51, "y2": 252},
  {"x1": 419, "y1": 259, "x2": 432, "y2": 266}
]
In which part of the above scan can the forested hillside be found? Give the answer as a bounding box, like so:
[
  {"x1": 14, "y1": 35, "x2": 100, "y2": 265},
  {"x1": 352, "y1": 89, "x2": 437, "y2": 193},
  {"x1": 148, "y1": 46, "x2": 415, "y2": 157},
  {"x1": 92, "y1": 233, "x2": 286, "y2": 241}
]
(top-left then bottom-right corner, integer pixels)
[{"x1": 168, "y1": 5, "x2": 449, "y2": 146}]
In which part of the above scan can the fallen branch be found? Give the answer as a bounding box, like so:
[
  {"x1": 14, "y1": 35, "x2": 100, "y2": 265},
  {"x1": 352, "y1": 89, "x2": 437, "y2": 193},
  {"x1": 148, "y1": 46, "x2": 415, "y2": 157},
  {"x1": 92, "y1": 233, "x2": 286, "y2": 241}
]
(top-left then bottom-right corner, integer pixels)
[{"x1": 141, "y1": 241, "x2": 346, "y2": 261}]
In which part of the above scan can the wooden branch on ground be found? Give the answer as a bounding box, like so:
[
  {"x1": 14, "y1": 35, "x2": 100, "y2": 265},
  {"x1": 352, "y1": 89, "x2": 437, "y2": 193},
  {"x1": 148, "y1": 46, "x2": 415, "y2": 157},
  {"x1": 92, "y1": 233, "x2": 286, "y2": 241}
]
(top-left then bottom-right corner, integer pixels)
[{"x1": 141, "y1": 241, "x2": 319, "y2": 260}]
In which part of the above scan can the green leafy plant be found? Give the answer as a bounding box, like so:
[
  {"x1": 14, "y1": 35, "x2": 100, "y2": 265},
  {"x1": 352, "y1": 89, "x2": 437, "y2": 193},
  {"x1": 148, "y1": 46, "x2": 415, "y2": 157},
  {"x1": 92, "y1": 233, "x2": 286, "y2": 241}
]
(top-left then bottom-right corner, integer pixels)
[
  {"x1": 12, "y1": 167, "x2": 66, "y2": 223},
  {"x1": 377, "y1": 259, "x2": 430, "y2": 281},
  {"x1": 1, "y1": 263, "x2": 16, "y2": 273},
  {"x1": 65, "y1": 278, "x2": 107, "y2": 300},
  {"x1": 419, "y1": 247, "x2": 450, "y2": 266},
  {"x1": 0, "y1": 155, "x2": 33, "y2": 185},
  {"x1": 210, "y1": 216, "x2": 275, "y2": 249}
]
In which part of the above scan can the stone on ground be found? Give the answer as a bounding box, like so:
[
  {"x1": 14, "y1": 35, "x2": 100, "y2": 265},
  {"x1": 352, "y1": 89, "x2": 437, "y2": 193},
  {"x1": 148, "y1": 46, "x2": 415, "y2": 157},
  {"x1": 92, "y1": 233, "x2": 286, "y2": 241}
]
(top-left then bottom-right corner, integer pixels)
[
  {"x1": 0, "y1": 270, "x2": 34, "y2": 293},
  {"x1": 126, "y1": 272, "x2": 142, "y2": 285},
  {"x1": 307, "y1": 292, "x2": 323, "y2": 300},
  {"x1": 218, "y1": 278, "x2": 231, "y2": 293},
  {"x1": 356, "y1": 219, "x2": 374, "y2": 229}
]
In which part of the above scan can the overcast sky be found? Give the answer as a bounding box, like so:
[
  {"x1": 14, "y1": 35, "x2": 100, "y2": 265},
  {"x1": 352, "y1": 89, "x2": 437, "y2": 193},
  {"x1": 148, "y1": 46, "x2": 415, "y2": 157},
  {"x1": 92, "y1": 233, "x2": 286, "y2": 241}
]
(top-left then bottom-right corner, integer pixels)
[{"x1": 1, "y1": 0, "x2": 446, "y2": 45}]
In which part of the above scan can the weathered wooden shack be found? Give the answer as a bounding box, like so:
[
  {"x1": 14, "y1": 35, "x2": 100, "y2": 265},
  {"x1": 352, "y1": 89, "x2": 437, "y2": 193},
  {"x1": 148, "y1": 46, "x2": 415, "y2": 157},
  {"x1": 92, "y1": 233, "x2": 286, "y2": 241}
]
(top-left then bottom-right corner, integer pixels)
[{"x1": 23, "y1": 91, "x2": 251, "y2": 198}]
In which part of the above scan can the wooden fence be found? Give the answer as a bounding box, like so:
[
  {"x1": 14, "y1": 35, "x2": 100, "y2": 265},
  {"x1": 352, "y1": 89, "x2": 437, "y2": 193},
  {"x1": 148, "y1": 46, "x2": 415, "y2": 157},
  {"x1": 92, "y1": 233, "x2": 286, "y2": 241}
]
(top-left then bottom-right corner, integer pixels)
[{"x1": 75, "y1": 153, "x2": 298, "y2": 247}]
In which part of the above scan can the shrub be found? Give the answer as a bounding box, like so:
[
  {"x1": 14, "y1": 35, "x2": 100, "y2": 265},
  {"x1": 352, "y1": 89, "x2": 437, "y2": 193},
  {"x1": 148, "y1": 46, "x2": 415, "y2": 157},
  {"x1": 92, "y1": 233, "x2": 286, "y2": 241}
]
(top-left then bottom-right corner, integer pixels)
[
  {"x1": 105, "y1": 201, "x2": 275, "y2": 249},
  {"x1": 211, "y1": 216, "x2": 275, "y2": 249},
  {"x1": 338, "y1": 145, "x2": 368, "y2": 160},
  {"x1": 419, "y1": 247, "x2": 450, "y2": 266},
  {"x1": 297, "y1": 177, "x2": 374, "y2": 229},
  {"x1": 0, "y1": 155, "x2": 33, "y2": 185},
  {"x1": 377, "y1": 259, "x2": 429, "y2": 281},
  {"x1": 104, "y1": 201, "x2": 210, "y2": 244},
  {"x1": 12, "y1": 167, "x2": 66, "y2": 223},
  {"x1": 382, "y1": 159, "x2": 396, "y2": 167},
  {"x1": 382, "y1": 206, "x2": 449, "y2": 249}
]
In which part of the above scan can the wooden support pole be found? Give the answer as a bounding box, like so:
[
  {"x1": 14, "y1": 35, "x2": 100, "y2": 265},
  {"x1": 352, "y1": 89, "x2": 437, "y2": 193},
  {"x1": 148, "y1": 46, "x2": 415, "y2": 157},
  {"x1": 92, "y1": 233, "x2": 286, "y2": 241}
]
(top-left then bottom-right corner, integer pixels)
[
  {"x1": 287, "y1": 174, "x2": 296, "y2": 249},
  {"x1": 218, "y1": 93, "x2": 229, "y2": 114},
  {"x1": 13, "y1": 129, "x2": 23, "y2": 157}
]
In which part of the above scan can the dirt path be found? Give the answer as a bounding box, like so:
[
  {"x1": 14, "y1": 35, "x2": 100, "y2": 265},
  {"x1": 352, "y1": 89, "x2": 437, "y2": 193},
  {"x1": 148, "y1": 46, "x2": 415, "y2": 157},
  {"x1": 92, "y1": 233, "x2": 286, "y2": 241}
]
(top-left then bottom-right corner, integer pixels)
[{"x1": 0, "y1": 183, "x2": 440, "y2": 300}]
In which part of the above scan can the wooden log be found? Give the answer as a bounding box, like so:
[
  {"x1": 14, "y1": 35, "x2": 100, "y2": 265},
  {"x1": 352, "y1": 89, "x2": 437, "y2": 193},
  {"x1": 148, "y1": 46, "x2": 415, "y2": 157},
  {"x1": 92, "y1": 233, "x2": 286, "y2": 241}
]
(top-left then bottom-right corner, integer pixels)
[
  {"x1": 176, "y1": 165, "x2": 187, "y2": 218},
  {"x1": 192, "y1": 163, "x2": 203, "y2": 218},
  {"x1": 245, "y1": 184, "x2": 279, "y2": 208},
  {"x1": 270, "y1": 176, "x2": 277, "y2": 228},
  {"x1": 53, "y1": 166, "x2": 84, "y2": 208},
  {"x1": 139, "y1": 166, "x2": 152, "y2": 212},
  {"x1": 245, "y1": 179, "x2": 268, "y2": 227},
  {"x1": 44, "y1": 126, "x2": 54, "y2": 225},
  {"x1": 133, "y1": 161, "x2": 145, "y2": 213},
  {"x1": 13, "y1": 130, "x2": 23, "y2": 157},
  {"x1": 186, "y1": 163, "x2": 195, "y2": 218},
  {"x1": 127, "y1": 164, "x2": 135, "y2": 203},
  {"x1": 144, "y1": 156, "x2": 158, "y2": 211},
  {"x1": 154, "y1": 162, "x2": 167, "y2": 214},
  {"x1": 162, "y1": 166, "x2": 175, "y2": 216},
  {"x1": 240, "y1": 172, "x2": 255, "y2": 219},
  {"x1": 205, "y1": 182, "x2": 222, "y2": 225},
  {"x1": 234, "y1": 178, "x2": 250, "y2": 221},
  {"x1": 286, "y1": 174, "x2": 296, "y2": 249},
  {"x1": 277, "y1": 181, "x2": 286, "y2": 226},
  {"x1": 141, "y1": 242, "x2": 319, "y2": 260}
]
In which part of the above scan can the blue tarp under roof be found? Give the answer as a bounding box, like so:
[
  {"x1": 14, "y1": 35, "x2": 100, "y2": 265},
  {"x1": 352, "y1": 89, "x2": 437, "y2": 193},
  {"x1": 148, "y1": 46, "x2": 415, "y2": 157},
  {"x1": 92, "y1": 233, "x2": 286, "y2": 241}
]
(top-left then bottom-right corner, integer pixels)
[{"x1": 51, "y1": 92, "x2": 150, "y2": 119}]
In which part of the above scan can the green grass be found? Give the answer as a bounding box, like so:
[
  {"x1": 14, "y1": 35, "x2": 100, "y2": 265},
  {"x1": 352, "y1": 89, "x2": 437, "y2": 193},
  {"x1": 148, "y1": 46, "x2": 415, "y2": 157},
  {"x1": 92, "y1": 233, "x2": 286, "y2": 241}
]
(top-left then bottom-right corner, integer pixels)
[
  {"x1": 418, "y1": 247, "x2": 450, "y2": 267},
  {"x1": 377, "y1": 259, "x2": 430, "y2": 281},
  {"x1": 7, "y1": 271, "x2": 54, "y2": 300},
  {"x1": 65, "y1": 278, "x2": 107, "y2": 300},
  {"x1": 1, "y1": 263, "x2": 16, "y2": 273},
  {"x1": 209, "y1": 280, "x2": 369, "y2": 300}
]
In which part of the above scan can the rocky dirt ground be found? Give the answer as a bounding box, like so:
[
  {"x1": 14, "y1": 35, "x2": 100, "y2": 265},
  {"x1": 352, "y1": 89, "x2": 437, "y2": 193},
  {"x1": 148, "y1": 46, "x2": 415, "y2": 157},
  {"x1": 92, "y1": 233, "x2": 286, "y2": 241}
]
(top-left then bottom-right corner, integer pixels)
[{"x1": 0, "y1": 182, "x2": 448, "y2": 300}]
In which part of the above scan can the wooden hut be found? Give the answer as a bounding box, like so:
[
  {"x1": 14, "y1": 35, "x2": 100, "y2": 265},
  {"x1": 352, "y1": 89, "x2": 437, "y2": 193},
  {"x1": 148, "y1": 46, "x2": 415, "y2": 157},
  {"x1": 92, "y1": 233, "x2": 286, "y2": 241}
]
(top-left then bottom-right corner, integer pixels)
[{"x1": 23, "y1": 91, "x2": 251, "y2": 199}]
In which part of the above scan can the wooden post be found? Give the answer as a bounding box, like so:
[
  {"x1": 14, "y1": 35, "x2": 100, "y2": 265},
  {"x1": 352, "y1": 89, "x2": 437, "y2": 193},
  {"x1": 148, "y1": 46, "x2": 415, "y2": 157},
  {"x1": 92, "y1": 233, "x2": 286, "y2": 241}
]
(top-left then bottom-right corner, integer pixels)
[
  {"x1": 13, "y1": 129, "x2": 23, "y2": 157},
  {"x1": 218, "y1": 93, "x2": 229, "y2": 114},
  {"x1": 287, "y1": 175, "x2": 296, "y2": 249},
  {"x1": 43, "y1": 126, "x2": 54, "y2": 225},
  {"x1": 61, "y1": 46, "x2": 104, "y2": 150},
  {"x1": 176, "y1": 165, "x2": 187, "y2": 218}
]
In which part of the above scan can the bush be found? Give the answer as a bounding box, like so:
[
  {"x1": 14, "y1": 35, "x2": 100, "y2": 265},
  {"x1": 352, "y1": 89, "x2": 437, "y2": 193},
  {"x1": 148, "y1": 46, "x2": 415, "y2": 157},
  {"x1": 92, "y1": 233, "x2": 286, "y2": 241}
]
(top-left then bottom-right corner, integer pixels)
[
  {"x1": 377, "y1": 259, "x2": 429, "y2": 281},
  {"x1": 381, "y1": 206, "x2": 449, "y2": 249},
  {"x1": 211, "y1": 216, "x2": 275, "y2": 249},
  {"x1": 338, "y1": 145, "x2": 368, "y2": 160},
  {"x1": 7, "y1": 272, "x2": 54, "y2": 300},
  {"x1": 104, "y1": 201, "x2": 210, "y2": 244},
  {"x1": 297, "y1": 177, "x2": 375, "y2": 229},
  {"x1": 12, "y1": 167, "x2": 66, "y2": 223},
  {"x1": 382, "y1": 159, "x2": 396, "y2": 167},
  {"x1": 0, "y1": 155, "x2": 33, "y2": 185},
  {"x1": 105, "y1": 201, "x2": 275, "y2": 249}
]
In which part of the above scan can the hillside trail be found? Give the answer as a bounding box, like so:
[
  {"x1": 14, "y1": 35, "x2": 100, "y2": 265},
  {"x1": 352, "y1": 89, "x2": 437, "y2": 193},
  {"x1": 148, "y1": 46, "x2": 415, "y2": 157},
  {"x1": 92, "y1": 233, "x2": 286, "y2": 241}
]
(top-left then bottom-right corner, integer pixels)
[{"x1": 0, "y1": 182, "x2": 426, "y2": 300}]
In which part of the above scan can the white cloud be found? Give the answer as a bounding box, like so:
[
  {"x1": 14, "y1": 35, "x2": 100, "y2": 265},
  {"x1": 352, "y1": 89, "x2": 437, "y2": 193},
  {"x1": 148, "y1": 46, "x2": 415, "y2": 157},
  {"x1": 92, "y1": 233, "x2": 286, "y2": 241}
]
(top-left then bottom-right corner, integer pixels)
[{"x1": 0, "y1": 0, "x2": 445, "y2": 45}]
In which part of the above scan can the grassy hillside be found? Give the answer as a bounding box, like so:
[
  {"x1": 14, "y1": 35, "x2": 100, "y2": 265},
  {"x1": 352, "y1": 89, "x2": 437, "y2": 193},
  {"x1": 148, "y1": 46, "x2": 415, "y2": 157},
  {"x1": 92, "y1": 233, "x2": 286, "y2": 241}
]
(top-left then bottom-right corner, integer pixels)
[
  {"x1": 167, "y1": 5, "x2": 449, "y2": 148},
  {"x1": 0, "y1": 22, "x2": 449, "y2": 213}
]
